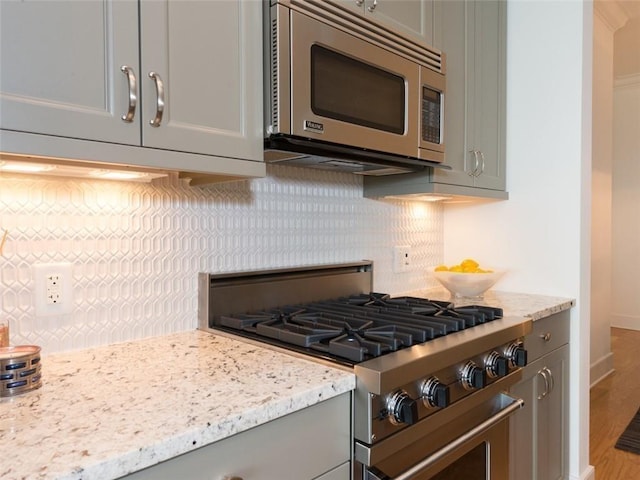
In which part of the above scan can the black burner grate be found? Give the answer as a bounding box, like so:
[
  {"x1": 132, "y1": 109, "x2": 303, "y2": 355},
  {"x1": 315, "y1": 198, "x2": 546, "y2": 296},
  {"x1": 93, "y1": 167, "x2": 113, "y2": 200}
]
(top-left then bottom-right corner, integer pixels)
[{"x1": 216, "y1": 293, "x2": 503, "y2": 364}]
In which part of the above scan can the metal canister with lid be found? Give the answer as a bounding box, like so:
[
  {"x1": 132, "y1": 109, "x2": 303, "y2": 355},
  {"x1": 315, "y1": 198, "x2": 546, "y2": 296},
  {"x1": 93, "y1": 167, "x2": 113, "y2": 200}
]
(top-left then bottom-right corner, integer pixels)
[{"x1": 0, "y1": 345, "x2": 42, "y2": 397}]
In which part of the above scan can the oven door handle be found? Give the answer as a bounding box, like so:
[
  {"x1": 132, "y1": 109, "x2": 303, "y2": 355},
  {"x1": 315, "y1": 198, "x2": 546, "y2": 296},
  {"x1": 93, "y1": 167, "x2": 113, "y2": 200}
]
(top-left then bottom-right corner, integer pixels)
[{"x1": 391, "y1": 393, "x2": 524, "y2": 480}]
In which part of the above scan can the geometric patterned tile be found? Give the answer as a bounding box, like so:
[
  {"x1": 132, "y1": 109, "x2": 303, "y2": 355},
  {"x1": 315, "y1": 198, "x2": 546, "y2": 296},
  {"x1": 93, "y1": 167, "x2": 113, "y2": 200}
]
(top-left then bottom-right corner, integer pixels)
[{"x1": 0, "y1": 164, "x2": 444, "y2": 355}]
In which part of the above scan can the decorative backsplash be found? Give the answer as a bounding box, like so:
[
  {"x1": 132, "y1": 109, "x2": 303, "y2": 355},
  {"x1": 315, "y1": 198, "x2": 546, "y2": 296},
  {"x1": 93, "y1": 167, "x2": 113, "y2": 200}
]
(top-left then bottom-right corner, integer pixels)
[{"x1": 0, "y1": 165, "x2": 443, "y2": 354}]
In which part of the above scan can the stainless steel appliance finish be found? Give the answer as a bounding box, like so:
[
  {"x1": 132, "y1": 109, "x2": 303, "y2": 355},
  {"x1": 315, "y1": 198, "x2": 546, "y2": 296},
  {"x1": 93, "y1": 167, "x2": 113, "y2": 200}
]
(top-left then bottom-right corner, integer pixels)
[
  {"x1": 264, "y1": 0, "x2": 447, "y2": 176},
  {"x1": 198, "y1": 262, "x2": 532, "y2": 479}
]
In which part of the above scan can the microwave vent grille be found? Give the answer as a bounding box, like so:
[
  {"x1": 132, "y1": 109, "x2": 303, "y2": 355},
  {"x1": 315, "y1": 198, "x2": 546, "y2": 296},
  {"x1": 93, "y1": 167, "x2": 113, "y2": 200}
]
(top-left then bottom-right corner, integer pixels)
[{"x1": 270, "y1": 17, "x2": 279, "y2": 130}]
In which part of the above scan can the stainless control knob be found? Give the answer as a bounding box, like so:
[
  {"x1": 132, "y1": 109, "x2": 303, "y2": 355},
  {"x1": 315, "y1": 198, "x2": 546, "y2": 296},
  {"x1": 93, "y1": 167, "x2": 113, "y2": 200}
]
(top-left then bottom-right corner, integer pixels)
[
  {"x1": 387, "y1": 390, "x2": 419, "y2": 425},
  {"x1": 460, "y1": 361, "x2": 487, "y2": 390},
  {"x1": 420, "y1": 377, "x2": 450, "y2": 408},
  {"x1": 485, "y1": 351, "x2": 509, "y2": 378},
  {"x1": 505, "y1": 342, "x2": 528, "y2": 367}
]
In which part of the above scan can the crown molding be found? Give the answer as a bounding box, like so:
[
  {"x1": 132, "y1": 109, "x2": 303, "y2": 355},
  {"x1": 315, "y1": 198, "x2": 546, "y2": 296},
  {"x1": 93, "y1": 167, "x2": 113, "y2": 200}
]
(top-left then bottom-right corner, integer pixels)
[{"x1": 595, "y1": 0, "x2": 630, "y2": 32}]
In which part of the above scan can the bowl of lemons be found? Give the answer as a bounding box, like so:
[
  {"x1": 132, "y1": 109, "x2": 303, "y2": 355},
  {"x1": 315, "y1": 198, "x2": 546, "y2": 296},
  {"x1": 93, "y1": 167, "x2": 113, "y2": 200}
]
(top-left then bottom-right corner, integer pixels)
[{"x1": 432, "y1": 259, "x2": 505, "y2": 298}]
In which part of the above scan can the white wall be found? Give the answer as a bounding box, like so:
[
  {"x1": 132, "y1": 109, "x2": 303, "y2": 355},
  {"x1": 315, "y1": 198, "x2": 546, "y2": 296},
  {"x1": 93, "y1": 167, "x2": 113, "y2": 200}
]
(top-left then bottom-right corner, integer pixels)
[
  {"x1": 590, "y1": 10, "x2": 615, "y2": 385},
  {"x1": 611, "y1": 75, "x2": 640, "y2": 330},
  {"x1": 611, "y1": 15, "x2": 640, "y2": 331},
  {"x1": 443, "y1": 1, "x2": 593, "y2": 479}
]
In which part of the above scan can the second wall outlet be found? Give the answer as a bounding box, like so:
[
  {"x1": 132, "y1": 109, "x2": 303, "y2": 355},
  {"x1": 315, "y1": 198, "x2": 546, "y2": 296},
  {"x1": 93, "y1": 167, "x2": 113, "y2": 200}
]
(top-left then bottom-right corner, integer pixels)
[
  {"x1": 34, "y1": 263, "x2": 74, "y2": 316},
  {"x1": 393, "y1": 245, "x2": 411, "y2": 273}
]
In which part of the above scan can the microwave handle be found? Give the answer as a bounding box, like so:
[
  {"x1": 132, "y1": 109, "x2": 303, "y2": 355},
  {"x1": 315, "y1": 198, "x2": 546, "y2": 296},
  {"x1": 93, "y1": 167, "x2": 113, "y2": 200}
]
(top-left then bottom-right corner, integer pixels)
[{"x1": 389, "y1": 393, "x2": 524, "y2": 480}]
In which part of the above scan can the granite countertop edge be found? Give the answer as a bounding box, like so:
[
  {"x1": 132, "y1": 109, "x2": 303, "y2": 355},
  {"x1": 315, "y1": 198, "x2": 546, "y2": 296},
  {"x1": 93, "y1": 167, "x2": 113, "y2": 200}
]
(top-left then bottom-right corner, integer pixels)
[{"x1": 0, "y1": 330, "x2": 356, "y2": 480}]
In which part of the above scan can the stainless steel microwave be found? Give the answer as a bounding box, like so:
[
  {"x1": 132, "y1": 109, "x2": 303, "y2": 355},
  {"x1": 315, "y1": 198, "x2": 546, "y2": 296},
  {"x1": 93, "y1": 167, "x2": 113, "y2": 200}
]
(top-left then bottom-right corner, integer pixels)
[{"x1": 264, "y1": 0, "x2": 447, "y2": 176}]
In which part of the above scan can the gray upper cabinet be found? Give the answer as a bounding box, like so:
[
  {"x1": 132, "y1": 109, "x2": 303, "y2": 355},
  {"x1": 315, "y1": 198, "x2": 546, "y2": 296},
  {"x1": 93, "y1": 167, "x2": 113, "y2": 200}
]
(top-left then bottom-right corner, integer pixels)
[
  {"x1": 0, "y1": 1, "x2": 140, "y2": 145},
  {"x1": 363, "y1": 0, "x2": 507, "y2": 200},
  {"x1": 0, "y1": 0, "x2": 265, "y2": 182},
  {"x1": 327, "y1": 0, "x2": 435, "y2": 45}
]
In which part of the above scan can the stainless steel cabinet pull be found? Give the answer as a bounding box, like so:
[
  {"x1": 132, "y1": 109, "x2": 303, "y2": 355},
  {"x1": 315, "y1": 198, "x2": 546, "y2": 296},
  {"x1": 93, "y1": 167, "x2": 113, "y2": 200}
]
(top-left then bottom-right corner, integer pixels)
[
  {"x1": 537, "y1": 368, "x2": 550, "y2": 400},
  {"x1": 478, "y1": 151, "x2": 486, "y2": 176},
  {"x1": 120, "y1": 65, "x2": 137, "y2": 123},
  {"x1": 355, "y1": 0, "x2": 364, "y2": 5},
  {"x1": 468, "y1": 150, "x2": 480, "y2": 176},
  {"x1": 367, "y1": 0, "x2": 377, "y2": 12},
  {"x1": 149, "y1": 71, "x2": 165, "y2": 127},
  {"x1": 541, "y1": 332, "x2": 551, "y2": 342},
  {"x1": 544, "y1": 366, "x2": 555, "y2": 394},
  {"x1": 222, "y1": 477, "x2": 243, "y2": 480}
]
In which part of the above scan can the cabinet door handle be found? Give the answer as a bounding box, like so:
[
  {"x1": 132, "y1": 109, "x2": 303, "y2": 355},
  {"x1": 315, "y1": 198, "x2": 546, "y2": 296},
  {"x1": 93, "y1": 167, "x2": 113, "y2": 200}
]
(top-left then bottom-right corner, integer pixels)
[
  {"x1": 468, "y1": 150, "x2": 479, "y2": 176},
  {"x1": 222, "y1": 477, "x2": 243, "y2": 480},
  {"x1": 355, "y1": 0, "x2": 364, "y2": 5},
  {"x1": 541, "y1": 332, "x2": 551, "y2": 342},
  {"x1": 120, "y1": 65, "x2": 137, "y2": 123},
  {"x1": 149, "y1": 71, "x2": 165, "y2": 127},
  {"x1": 367, "y1": 0, "x2": 377, "y2": 12},
  {"x1": 477, "y1": 151, "x2": 485, "y2": 176},
  {"x1": 537, "y1": 368, "x2": 550, "y2": 400},
  {"x1": 543, "y1": 366, "x2": 555, "y2": 394}
]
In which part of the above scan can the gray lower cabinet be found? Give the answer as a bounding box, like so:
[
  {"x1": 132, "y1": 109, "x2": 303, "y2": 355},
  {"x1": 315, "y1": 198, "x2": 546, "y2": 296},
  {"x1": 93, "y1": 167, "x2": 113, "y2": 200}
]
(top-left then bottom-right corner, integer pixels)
[
  {"x1": 120, "y1": 392, "x2": 352, "y2": 480},
  {"x1": 0, "y1": 0, "x2": 264, "y2": 182},
  {"x1": 509, "y1": 312, "x2": 570, "y2": 480},
  {"x1": 363, "y1": 0, "x2": 507, "y2": 200}
]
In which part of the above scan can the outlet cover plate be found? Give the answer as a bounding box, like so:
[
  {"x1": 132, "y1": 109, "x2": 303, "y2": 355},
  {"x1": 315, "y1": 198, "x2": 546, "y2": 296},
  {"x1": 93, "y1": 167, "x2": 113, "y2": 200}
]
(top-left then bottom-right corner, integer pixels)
[
  {"x1": 34, "y1": 263, "x2": 73, "y2": 316},
  {"x1": 393, "y1": 245, "x2": 411, "y2": 273}
]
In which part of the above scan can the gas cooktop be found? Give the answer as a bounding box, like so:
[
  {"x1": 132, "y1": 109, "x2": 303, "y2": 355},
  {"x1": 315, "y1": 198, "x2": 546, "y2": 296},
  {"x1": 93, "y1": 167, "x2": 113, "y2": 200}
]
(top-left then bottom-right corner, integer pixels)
[{"x1": 216, "y1": 293, "x2": 504, "y2": 365}]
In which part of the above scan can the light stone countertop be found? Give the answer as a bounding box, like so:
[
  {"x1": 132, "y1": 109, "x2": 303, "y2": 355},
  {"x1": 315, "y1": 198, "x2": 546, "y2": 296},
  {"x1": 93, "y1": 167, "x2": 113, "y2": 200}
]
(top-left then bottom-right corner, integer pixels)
[
  {"x1": 407, "y1": 287, "x2": 576, "y2": 320},
  {"x1": 0, "y1": 330, "x2": 355, "y2": 480}
]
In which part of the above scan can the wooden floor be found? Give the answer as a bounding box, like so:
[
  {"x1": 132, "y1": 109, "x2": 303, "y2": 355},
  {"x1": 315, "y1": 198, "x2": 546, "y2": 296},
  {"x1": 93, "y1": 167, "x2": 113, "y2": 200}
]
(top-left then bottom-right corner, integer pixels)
[{"x1": 590, "y1": 327, "x2": 640, "y2": 479}]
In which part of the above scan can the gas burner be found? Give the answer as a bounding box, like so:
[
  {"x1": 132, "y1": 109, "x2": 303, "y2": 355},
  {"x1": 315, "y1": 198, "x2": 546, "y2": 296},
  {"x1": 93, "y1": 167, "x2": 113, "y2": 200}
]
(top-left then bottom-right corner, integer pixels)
[{"x1": 216, "y1": 293, "x2": 503, "y2": 364}]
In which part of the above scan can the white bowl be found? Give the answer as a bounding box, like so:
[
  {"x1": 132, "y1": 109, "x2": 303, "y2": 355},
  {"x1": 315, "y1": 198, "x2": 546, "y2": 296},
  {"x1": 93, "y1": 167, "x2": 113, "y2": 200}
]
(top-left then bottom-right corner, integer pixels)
[{"x1": 433, "y1": 269, "x2": 505, "y2": 298}]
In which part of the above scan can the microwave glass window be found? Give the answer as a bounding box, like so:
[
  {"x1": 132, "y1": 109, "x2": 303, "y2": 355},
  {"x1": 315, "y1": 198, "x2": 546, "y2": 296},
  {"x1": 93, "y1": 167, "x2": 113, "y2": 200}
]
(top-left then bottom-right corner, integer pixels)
[
  {"x1": 310, "y1": 45, "x2": 405, "y2": 134},
  {"x1": 422, "y1": 86, "x2": 442, "y2": 144}
]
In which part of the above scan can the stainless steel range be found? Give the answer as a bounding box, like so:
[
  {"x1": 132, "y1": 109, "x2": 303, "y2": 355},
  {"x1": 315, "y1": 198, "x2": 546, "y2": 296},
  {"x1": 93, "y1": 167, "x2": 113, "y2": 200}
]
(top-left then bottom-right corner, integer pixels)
[{"x1": 198, "y1": 262, "x2": 532, "y2": 479}]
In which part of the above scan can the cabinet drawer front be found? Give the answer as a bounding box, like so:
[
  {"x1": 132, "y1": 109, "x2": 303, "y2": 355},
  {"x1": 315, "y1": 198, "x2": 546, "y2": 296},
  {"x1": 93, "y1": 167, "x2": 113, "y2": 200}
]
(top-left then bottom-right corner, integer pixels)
[
  {"x1": 524, "y1": 311, "x2": 570, "y2": 363},
  {"x1": 122, "y1": 393, "x2": 351, "y2": 480}
]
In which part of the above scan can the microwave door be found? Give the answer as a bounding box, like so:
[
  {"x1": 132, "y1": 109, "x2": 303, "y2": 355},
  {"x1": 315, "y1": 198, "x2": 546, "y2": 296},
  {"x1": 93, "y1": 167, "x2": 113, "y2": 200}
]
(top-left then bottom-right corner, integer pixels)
[{"x1": 289, "y1": 10, "x2": 420, "y2": 159}]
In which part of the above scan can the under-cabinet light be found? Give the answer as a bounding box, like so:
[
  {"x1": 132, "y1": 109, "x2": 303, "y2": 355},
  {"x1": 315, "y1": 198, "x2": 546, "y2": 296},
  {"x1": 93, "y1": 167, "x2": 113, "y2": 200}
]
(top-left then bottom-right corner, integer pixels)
[
  {"x1": 0, "y1": 158, "x2": 167, "y2": 183},
  {"x1": 89, "y1": 170, "x2": 149, "y2": 181},
  {"x1": 0, "y1": 161, "x2": 56, "y2": 173}
]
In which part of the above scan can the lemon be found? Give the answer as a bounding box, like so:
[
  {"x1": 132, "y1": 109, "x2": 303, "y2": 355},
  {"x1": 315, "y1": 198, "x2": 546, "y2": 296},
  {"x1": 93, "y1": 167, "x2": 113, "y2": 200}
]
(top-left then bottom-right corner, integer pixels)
[
  {"x1": 461, "y1": 258, "x2": 479, "y2": 269},
  {"x1": 434, "y1": 265, "x2": 449, "y2": 272}
]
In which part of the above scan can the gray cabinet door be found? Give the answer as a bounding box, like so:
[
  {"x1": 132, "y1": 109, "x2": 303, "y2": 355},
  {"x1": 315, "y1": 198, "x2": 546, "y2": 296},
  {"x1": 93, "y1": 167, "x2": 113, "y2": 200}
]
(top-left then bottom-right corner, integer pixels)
[
  {"x1": 327, "y1": 0, "x2": 435, "y2": 44},
  {"x1": 467, "y1": 0, "x2": 506, "y2": 190},
  {"x1": 432, "y1": 0, "x2": 506, "y2": 191},
  {"x1": 509, "y1": 344, "x2": 569, "y2": 480},
  {"x1": 139, "y1": 0, "x2": 262, "y2": 161},
  {"x1": 0, "y1": 0, "x2": 140, "y2": 145}
]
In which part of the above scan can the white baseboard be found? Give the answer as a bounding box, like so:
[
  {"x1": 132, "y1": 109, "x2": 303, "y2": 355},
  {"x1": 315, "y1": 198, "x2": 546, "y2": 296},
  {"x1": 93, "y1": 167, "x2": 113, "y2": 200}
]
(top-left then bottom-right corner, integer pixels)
[
  {"x1": 611, "y1": 313, "x2": 640, "y2": 331},
  {"x1": 590, "y1": 352, "x2": 614, "y2": 387},
  {"x1": 570, "y1": 465, "x2": 595, "y2": 480}
]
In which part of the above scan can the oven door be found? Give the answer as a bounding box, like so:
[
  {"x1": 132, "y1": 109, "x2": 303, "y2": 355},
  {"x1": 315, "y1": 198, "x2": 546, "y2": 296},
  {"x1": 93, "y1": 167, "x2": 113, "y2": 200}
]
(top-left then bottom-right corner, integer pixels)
[
  {"x1": 354, "y1": 374, "x2": 524, "y2": 480},
  {"x1": 288, "y1": 9, "x2": 420, "y2": 158}
]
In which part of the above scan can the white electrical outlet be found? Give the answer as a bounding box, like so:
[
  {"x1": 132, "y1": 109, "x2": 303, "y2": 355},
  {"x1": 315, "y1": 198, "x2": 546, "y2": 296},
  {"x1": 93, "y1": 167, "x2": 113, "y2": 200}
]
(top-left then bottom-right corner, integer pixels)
[
  {"x1": 34, "y1": 263, "x2": 73, "y2": 316},
  {"x1": 393, "y1": 245, "x2": 411, "y2": 273}
]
